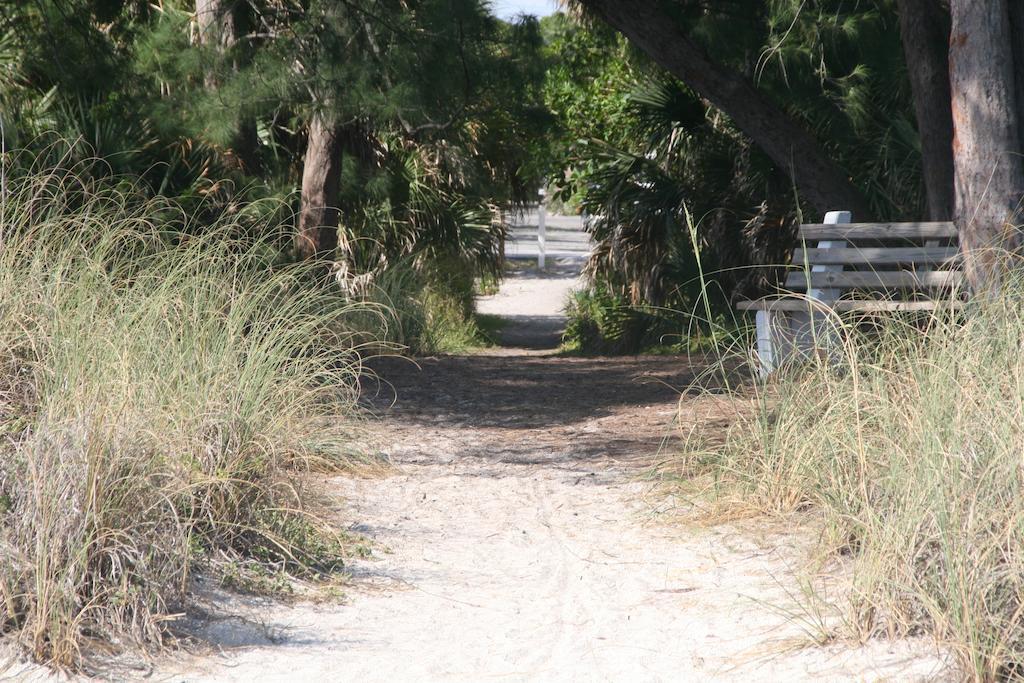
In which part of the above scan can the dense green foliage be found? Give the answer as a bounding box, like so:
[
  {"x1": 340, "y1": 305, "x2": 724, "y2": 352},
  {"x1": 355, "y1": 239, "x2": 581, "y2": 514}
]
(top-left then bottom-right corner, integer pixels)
[
  {"x1": 544, "y1": 3, "x2": 925, "y2": 352},
  {"x1": 0, "y1": 2, "x2": 936, "y2": 356},
  {"x1": 0, "y1": 0, "x2": 555, "y2": 353}
]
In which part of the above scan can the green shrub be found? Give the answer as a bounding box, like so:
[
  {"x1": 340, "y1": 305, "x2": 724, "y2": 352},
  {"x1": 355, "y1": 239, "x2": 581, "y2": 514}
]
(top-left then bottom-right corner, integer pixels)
[
  {"x1": 356, "y1": 256, "x2": 489, "y2": 355},
  {"x1": 562, "y1": 285, "x2": 718, "y2": 354}
]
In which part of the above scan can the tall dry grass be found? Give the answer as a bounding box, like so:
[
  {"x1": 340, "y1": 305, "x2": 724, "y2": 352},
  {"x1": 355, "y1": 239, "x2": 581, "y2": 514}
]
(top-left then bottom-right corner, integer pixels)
[
  {"x1": 685, "y1": 283, "x2": 1024, "y2": 680},
  {"x1": 0, "y1": 168, "x2": 368, "y2": 668}
]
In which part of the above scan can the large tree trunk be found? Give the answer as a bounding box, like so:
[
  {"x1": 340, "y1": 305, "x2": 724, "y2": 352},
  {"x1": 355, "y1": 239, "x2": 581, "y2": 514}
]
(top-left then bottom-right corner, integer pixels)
[
  {"x1": 949, "y1": 0, "x2": 1024, "y2": 290},
  {"x1": 295, "y1": 114, "x2": 342, "y2": 260},
  {"x1": 577, "y1": 0, "x2": 872, "y2": 219},
  {"x1": 1009, "y1": 0, "x2": 1024, "y2": 160},
  {"x1": 896, "y1": 0, "x2": 955, "y2": 221}
]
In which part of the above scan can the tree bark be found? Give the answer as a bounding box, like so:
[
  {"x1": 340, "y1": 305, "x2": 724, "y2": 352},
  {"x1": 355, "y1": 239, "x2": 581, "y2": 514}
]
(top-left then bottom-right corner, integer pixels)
[
  {"x1": 1008, "y1": 1, "x2": 1024, "y2": 150},
  {"x1": 195, "y1": 0, "x2": 235, "y2": 52},
  {"x1": 577, "y1": 0, "x2": 872, "y2": 219},
  {"x1": 295, "y1": 114, "x2": 342, "y2": 260},
  {"x1": 896, "y1": 0, "x2": 955, "y2": 221},
  {"x1": 949, "y1": 0, "x2": 1024, "y2": 290},
  {"x1": 194, "y1": 0, "x2": 262, "y2": 172},
  {"x1": 195, "y1": 0, "x2": 234, "y2": 91},
  {"x1": 234, "y1": 118, "x2": 262, "y2": 174}
]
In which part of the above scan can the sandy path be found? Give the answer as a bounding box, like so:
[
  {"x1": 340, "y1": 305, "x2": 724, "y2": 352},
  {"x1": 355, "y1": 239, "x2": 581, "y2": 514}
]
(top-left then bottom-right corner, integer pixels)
[
  {"x1": 148, "y1": 264, "x2": 948, "y2": 681},
  {"x1": 475, "y1": 259, "x2": 583, "y2": 349}
]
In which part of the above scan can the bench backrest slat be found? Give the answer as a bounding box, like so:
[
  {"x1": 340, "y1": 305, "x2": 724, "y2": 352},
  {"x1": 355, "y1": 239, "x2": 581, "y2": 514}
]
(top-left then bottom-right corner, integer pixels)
[
  {"x1": 799, "y1": 221, "x2": 956, "y2": 241},
  {"x1": 783, "y1": 218, "x2": 962, "y2": 296},
  {"x1": 793, "y1": 246, "x2": 959, "y2": 266},
  {"x1": 784, "y1": 270, "x2": 963, "y2": 291}
]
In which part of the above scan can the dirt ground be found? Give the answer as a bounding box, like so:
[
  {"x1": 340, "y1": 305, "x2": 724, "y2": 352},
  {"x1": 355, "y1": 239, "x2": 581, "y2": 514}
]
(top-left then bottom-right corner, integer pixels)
[{"x1": 9, "y1": 262, "x2": 951, "y2": 681}]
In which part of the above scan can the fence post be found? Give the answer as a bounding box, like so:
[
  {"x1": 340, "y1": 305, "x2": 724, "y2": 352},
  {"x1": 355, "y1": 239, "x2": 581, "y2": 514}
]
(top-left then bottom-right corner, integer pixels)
[{"x1": 537, "y1": 188, "x2": 546, "y2": 270}]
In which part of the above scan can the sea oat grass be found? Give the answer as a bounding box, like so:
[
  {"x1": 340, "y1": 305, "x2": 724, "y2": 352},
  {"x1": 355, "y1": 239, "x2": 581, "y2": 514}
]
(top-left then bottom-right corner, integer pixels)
[
  {"x1": 686, "y1": 282, "x2": 1024, "y2": 679},
  {"x1": 0, "y1": 168, "x2": 368, "y2": 668}
]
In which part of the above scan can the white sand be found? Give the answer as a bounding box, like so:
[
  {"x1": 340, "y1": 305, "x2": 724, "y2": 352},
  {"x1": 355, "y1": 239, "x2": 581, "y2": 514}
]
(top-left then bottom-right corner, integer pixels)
[
  {"x1": 159, "y1": 465, "x2": 950, "y2": 682},
  {"x1": 152, "y1": 262, "x2": 950, "y2": 682}
]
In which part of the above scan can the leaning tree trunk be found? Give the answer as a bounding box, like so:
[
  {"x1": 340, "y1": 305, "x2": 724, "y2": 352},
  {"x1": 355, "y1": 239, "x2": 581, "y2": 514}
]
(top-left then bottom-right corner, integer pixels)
[
  {"x1": 896, "y1": 0, "x2": 955, "y2": 221},
  {"x1": 949, "y1": 0, "x2": 1024, "y2": 291},
  {"x1": 295, "y1": 114, "x2": 342, "y2": 261},
  {"x1": 577, "y1": 0, "x2": 872, "y2": 219}
]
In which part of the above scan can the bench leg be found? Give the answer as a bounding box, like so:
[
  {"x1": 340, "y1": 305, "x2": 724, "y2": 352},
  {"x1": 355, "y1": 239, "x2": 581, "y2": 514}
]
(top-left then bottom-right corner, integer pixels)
[
  {"x1": 755, "y1": 310, "x2": 778, "y2": 377},
  {"x1": 753, "y1": 211, "x2": 849, "y2": 377},
  {"x1": 757, "y1": 309, "x2": 834, "y2": 377}
]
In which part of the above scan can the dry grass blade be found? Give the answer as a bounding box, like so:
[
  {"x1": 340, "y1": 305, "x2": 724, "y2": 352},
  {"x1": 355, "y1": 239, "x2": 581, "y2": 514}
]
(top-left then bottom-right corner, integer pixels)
[
  {"x1": 682, "y1": 265, "x2": 1024, "y2": 680},
  {"x1": 0, "y1": 166, "x2": 370, "y2": 670}
]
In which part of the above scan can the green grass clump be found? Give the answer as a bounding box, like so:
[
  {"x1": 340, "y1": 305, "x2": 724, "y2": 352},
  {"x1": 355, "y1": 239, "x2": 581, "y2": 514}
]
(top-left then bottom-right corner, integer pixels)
[
  {"x1": 0, "y1": 169, "x2": 367, "y2": 669},
  {"x1": 562, "y1": 285, "x2": 729, "y2": 355},
  {"x1": 688, "y1": 287, "x2": 1024, "y2": 680},
  {"x1": 357, "y1": 256, "x2": 492, "y2": 354},
  {"x1": 562, "y1": 286, "x2": 648, "y2": 354}
]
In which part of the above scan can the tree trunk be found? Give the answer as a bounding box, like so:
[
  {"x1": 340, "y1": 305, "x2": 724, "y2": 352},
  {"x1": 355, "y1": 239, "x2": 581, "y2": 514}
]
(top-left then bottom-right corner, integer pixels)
[
  {"x1": 949, "y1": 0, "x2": 1024, "y2": 290},
  {"x1": 577, "y1": 0, "x2": 872, "y2": 219},
  {"x1": 1008, "y1": 0, "x2": 1024, "y2": 151},
  {"x1": 896, "y1": 0, "x2": 955, "y2": 221},
  {"x1": 295, "y1": 114, "x2": 342, "y2": 260},
  {"x1": 194, "y1": 0, "x2": 262, "y2": 172},
  {"x1": 195, "y1": 0, "x2": 234, "y2": 51},
  {"x1": 195, "y1": 0, "x2": 234, "y2": 90},
  {"x1": 193, "y1": 0, "x2": 230, "y2": 92},
  {"x1": 234, "y1": 118, "x2": 262, "y2": 174}
]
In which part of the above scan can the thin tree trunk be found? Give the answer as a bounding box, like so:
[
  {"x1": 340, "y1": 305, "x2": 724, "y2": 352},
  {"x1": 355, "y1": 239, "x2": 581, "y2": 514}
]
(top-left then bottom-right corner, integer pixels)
[
  {"x1": 234, "y1": 118, "x2": 261, "y2": 174},
  {"x1": 195, "y1": 0, "x2": 234, "y2": 89},
  {"x1": 295, "y1": 114, "x2": 342, "y2": 260},
  {"x1": 195, "y1": 0, "x2": 234, "y2": 48},
  {"x1": 577, "y1": 0, "x2": 872, "y2": 219},
  {"x1": 896, "y1": 0, "x2": 955, "y2": 221},
  {"x1": 194, "y1": 0, "x2": 262, "y2": 172},
  {"x1": 949, "y1": 0, "x2": 1024, "y2": 290}
]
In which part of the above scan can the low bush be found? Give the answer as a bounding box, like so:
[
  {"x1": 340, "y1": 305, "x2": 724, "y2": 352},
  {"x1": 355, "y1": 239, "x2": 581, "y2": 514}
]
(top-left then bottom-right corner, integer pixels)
[
  {"x1": 561, "y1": 286, "x2": 675, "y2": 354},
  {"x1": 562, "y1": 285, "x2": 727, "y2": 354},
  {"x1": 0, "y1": 169, "x2": 366, "y2": 668},
  {"x1": 358, "y1": 257, "x2": 490, "y2": 355}
]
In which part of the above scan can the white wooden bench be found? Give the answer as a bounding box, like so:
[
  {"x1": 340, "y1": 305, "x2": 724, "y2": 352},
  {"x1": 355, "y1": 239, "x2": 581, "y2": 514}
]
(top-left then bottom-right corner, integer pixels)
[{"x1": 737, "y1": 211, "x2": 963, "y2": 374}]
